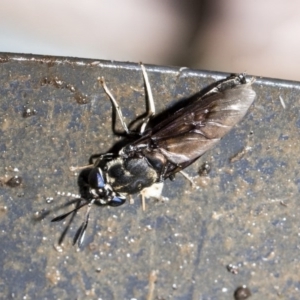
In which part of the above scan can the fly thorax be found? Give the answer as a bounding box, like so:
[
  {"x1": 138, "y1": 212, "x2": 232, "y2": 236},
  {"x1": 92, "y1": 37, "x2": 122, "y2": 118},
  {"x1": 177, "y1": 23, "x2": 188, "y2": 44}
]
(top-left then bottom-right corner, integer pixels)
[{"x1": 104, "y1": 156, "x2": 158, "y2": 195}]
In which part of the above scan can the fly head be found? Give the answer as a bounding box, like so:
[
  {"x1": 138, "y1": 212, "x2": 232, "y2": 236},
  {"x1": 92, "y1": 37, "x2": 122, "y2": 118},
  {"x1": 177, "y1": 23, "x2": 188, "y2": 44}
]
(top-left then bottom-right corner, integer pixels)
[{"x1": 86, "y1": 167, "x2": 126, "y2": 207}]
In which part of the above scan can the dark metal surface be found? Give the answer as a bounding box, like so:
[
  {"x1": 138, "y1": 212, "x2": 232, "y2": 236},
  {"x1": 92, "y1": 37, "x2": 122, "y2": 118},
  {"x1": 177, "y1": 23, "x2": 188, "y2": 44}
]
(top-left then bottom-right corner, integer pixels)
[{"x1": 0, "y1": 53, "x2": 299, "y2": 299}]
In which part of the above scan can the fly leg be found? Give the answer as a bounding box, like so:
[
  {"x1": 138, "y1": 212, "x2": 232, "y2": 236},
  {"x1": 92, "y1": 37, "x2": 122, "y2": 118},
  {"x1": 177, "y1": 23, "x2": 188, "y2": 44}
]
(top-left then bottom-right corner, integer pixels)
[
  {"x1": 73, "y1": 199, "x2": 96, "y2": 247},
  {"x1": 179, "y1": 171, "x2": 198, "y2": 189},
  {"x1": 69, "y1": 164, "x2": 93, "y2": 172},
  {"x1": 140, "y1": 182, "x2": 164, "y2": 211},
  {"x1": 139, "y1": 63, "x2": 155, "y2": 135},
  {"x1": 100, "y1": 77, "x2": 132, "y2": 135},
  {"x1": 99, "y1": 63, "x2": 156, "y2": 136},
  {"x1": 70, "y1": 153, "x2": 116, "y2": 172}
]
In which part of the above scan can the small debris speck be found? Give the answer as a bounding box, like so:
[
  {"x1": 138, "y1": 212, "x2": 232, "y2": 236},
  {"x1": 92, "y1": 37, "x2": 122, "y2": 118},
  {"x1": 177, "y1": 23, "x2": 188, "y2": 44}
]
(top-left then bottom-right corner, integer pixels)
[{"x1": 234, "y1": 285, "x2": 251, "y2": 300}]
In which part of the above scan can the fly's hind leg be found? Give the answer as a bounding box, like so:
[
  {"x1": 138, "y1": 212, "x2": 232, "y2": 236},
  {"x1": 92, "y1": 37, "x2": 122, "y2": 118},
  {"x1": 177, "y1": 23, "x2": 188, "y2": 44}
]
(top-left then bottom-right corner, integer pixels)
[
  {"x1": 100, "y1": 77, "x2": 131, "y2": 135},
  {"x1": 139, "y1": 63, "x2": 156, "y2": 135},
  {"x1": 99, "y1": 63, "x2": 156, "y2": 136}
]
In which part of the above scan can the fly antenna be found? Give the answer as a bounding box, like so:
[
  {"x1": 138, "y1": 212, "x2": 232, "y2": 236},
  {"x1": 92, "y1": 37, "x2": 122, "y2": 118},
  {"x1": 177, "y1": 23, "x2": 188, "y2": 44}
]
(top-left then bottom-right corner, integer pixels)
[
  {"x1": 51, "y1": 200, "x2": 88, "y2": 222},
  {"x1": 73, "y1": 199, "x2": 96, "y2": 247}
]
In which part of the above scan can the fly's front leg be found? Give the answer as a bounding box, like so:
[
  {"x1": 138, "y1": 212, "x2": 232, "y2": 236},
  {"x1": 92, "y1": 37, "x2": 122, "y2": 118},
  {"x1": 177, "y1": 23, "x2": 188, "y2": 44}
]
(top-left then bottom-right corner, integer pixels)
[
  {"x1": 89, "y1": 153, "x2": 115, "y2": 165},
  {"x1": 69, "y1": 164, "x2": 94, "y2": 172},
  {"x1": 139, "y1": 63, "x2": 156, "y2": 135},
  {"x1": 70, "y1": 153, "x2": 115, "y2": 172}
]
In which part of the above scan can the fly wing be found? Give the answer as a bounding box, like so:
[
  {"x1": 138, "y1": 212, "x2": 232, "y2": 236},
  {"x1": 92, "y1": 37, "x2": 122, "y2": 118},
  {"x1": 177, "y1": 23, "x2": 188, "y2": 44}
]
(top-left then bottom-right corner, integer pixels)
[{"x1": 148, "y1": 78, "x2": 256, "y2": 177}]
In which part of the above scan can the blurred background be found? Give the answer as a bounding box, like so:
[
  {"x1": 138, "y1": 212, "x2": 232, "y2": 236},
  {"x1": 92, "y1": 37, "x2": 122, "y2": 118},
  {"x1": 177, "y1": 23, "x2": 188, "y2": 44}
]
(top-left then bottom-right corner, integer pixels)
[{"x1": 0, "y1": 0, "x2": 299, "y2": 81}]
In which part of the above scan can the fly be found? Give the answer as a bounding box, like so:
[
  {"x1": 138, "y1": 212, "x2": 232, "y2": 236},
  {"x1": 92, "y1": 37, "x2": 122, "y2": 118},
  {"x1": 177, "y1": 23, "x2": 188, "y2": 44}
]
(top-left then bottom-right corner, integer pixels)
[{"x1": 51, "y1": 65, "x2": 256, "y2": 246}]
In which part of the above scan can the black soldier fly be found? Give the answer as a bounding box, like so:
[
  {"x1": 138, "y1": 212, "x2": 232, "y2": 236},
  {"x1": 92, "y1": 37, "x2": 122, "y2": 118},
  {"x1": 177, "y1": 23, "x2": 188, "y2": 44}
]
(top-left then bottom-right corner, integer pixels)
[{"x1": 51, "y1": 65, "x2": 256, "y2": 246}]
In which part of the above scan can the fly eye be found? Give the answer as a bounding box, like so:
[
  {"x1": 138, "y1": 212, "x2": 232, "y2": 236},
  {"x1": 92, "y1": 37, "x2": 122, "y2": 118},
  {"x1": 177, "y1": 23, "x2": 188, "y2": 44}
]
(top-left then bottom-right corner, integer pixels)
[
  {"x1": 108, "y1": 195, "x2": 126, "y2": 207},
  {"x1": 88, "y1": 168, "x2": 105, "y2": 189}
]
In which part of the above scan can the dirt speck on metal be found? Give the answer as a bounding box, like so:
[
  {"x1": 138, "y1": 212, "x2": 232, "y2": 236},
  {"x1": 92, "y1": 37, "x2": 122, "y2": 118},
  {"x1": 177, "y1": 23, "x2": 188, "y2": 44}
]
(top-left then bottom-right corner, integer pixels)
[{"x1": 0, "y1": 53, "x2": 299, "y2": 299}]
